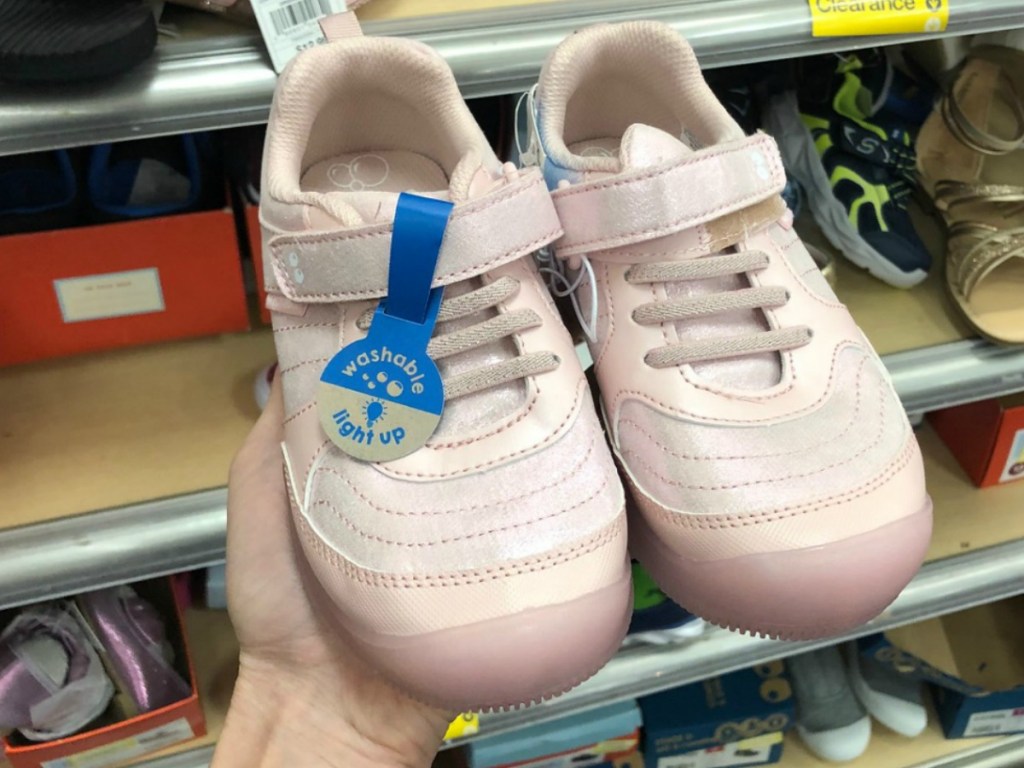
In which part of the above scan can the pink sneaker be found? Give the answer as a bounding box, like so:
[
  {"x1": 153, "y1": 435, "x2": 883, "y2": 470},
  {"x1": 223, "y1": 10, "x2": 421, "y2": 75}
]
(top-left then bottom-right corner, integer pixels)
[
  {"x1": 532, "y1": 21, "x2": 932, "y2": 640},
  {"x1": 260, "y1": 33, "x2": 629, "y2": 709}
]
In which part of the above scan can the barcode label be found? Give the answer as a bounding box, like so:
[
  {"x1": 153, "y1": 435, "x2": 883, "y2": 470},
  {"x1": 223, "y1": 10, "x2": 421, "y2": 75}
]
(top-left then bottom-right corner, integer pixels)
[
  {"x1": 965, "y1": 708, "x2": 1024, "y2": 737},
  {"x1": 252, "y1": 0, "x2": 347, "y2": 71},
  {"x1": 969, "y1": 726, "x2": 1000, "y2": 735},
  {"x1": 269, "y1": 0, "x2": 331, "y2": 33}
]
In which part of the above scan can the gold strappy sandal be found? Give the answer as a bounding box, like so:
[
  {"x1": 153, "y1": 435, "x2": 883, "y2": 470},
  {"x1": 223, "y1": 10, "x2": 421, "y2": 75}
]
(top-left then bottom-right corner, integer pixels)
[{"x1": 917, "y1": 47, "x2": 1024, "y2": 345}]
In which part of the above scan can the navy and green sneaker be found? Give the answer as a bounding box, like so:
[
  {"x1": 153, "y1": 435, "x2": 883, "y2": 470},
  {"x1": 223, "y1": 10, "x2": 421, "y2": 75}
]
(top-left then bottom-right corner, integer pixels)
[
  {"x1": 624, "y1": 561, "x2": 703, "y2": 646},
  {"x1": 765, "y1": 51, "x2": 932, "y2": 288}
]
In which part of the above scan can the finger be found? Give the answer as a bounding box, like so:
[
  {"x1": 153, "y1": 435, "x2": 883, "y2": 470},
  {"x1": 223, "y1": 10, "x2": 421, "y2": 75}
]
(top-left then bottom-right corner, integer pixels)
[
  {"x1": 226, "y1": 367, "x2": 295, "y2": 579},
  {"x1": 228, "y1": 366, "x2": 285, "y2": 515},
  {"x1": 244, "y1": 367, "x2": 284, "y2": 457}
]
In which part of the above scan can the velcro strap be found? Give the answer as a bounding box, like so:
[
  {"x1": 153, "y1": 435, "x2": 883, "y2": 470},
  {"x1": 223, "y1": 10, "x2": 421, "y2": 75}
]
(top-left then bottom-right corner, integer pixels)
[
  {"x1": 552, "y1": 133, "x2": 786, "y2": 257},
  {"x1": 266, "y1": 171, "x2": 561, "y2": 303}
]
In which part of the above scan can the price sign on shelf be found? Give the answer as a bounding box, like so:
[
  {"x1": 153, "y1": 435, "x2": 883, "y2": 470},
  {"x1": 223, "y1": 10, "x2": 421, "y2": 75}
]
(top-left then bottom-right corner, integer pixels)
[
  {"x1": 808, "y1": 0, "x2": 949, "y2": 37},
  {"x1": 443, "y1": 712, "x2": 480, "y2": 741}
]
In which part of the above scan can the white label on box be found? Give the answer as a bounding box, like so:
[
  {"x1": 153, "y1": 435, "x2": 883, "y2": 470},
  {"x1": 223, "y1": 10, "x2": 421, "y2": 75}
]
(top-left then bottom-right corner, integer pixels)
[
  {"x1": 657, "y1": 734, "x2": 780, "y2": 768},
  {"x1": 54, "y1": 269, "x2": 164, "y2": 323},
  {"x1": 251, "y1": 0, "x2": 350, "y2": 72},
  {"x1": 39, "y1": 717, "x2": 194, "y2": 768},
  {"x1": 964, "y1": 708, "x2": 1024, "y2": 737},
  {"x1": 999, "y1": 429, "x2": 1024, "y2": 484}
]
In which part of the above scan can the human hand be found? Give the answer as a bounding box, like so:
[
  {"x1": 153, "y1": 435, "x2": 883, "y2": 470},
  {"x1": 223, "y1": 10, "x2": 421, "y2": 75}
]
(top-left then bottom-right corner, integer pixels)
[{"x1": 213, "y1": 374, "x2": 452, "y2": 768}]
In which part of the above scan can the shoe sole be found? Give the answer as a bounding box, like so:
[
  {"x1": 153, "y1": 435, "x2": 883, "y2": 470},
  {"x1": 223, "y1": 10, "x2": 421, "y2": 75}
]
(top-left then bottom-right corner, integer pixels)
[
  {"x1": 765, "y1": 93, "x2": 928, "y2": 290},
  {"x1": 626, "y1": 495, "x2": 933, "y2": 641},
  {"x1": 290, "y1": 487, "x2": 632, "y2": 712},
  {"x1": 341, "y1": 564, "x2": 632, "y2": 713},
  {"x1": 0, "y1": 2, "x2": 157, "y2": 84}
]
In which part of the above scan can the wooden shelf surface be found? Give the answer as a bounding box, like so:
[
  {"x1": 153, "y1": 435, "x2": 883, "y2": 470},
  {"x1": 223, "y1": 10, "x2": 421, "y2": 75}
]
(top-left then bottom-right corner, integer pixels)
[
  {"x1": 805, "y1": 205, "x2": 972, "y2": 357},
  {"x1": 780, "y1": 716, "x2": 996, "y2": 768},
  {"x1": 918, "y1": 426, "x2": 1024, "y2": 563},
  {"x1": 0, "y1": 331, "x2": 273, "y2": 533}
]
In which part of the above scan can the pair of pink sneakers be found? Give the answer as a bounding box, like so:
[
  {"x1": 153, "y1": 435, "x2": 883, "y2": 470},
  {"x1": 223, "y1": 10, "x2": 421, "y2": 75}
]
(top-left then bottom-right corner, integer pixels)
[{"x1": 259, "y1": 19, "x2": 932, "y2": 711}]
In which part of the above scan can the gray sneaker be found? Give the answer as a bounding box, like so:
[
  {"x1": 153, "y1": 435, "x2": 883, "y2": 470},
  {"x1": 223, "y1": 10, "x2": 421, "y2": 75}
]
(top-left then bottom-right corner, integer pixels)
[{"x1": 789, "y1": 646, "x2": 871, "y2": 762}]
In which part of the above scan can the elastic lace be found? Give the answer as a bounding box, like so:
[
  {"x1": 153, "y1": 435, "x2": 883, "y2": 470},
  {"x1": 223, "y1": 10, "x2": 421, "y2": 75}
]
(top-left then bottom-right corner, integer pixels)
[{"x1": 356, "y1": 275, "x2": 559, "y2": 399}]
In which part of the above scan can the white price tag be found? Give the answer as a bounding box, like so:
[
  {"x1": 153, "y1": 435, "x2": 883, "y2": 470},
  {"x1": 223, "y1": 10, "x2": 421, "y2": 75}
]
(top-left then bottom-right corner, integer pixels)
[
  {"x1": 251, "y1": 0, "x2": 350, "y2": 72},
  {"x1": 657, "y1": 734, "x2": 780, "y2": 768},
  {"x1": 965, "y1": 708, "x2": 1024, "y2": 737},
  {"x1": 40, "y1": 718, "x2": 194, "y2": 768},
  {"x1": 53, "y1": 268, "x2": 164, "y2": 323}
]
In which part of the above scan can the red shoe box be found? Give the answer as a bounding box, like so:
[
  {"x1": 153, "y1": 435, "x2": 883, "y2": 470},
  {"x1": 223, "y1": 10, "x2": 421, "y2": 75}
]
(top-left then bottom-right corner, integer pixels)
[
  {"x1": 0, "y1": 208, "x2": 249, "y2": 367},
  {"x1": 243, "y1": 200, "x2": 272, "y2": 325},
  {"x1": 929, "y1": 393, "x2": 1024, "y2": 487},
  {"x1": 2, "y1": 578, "x2": 205, "y2": 768}
]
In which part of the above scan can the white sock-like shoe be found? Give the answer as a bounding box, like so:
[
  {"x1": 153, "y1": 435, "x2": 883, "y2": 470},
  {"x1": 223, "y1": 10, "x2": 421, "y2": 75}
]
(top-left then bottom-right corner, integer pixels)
[
  {"x1": 848, "y1": 642, "x2": 928, "y2": 738},
  {"x1": 790, "y1": 647, "x2": 872, "y2": 762}
]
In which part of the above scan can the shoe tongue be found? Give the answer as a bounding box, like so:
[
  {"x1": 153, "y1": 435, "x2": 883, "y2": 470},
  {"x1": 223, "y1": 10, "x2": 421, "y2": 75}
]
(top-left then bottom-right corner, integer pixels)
[
  {"x1": 619, "y1": 123, "x2": 695, "y2": 170},
  {"x1": 615, "y1": 126, "x2": 782, "y2": 391}
]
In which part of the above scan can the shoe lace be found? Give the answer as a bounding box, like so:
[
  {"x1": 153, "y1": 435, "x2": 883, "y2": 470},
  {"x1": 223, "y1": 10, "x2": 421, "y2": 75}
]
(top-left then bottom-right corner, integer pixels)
[
  {"x1": 356, "y1": 276, "x2": 560, "y2": 399},
  {"x1": 624, "y1": 251, "x2": 813, "y2": 368},
  {"x1": 890, "y1": 174, "x2": 914, "y2": 210}
]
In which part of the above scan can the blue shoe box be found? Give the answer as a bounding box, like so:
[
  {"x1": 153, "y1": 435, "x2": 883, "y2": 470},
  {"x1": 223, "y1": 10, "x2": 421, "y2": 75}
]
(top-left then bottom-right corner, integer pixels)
[
  {"x1": 860, "y1": 598, "x2": 1024, "y2": 739},
  {"x1": 467, "y1": 699, "x2": 641, "y2": 768},
  {"x1": 639, "y1": 663, "x2": 795, "y2": 768}
]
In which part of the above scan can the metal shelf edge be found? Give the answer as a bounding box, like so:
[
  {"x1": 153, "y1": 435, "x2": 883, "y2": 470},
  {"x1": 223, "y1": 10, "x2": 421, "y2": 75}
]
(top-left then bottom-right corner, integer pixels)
[
  {"x1": 0, "y1": 489, "x2": 227, "y2": 609},
  {"x1": 3, "y1": 0, "x2": 1024, "y2": 154},
  {"x1": 2, "y1": 336, "x2": 1023, "y2": 609},
  {"x1": 918, "y1": 736, "x2": 1024, "y2": 768},
  {"x1": 887, "y1": 339, "x2": 1024, "y2": 417}
]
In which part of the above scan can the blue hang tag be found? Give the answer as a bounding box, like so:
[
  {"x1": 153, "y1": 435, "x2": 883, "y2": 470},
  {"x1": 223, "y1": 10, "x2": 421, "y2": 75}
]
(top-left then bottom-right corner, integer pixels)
[{"x1": 317, "y1": 193, "x2": 453, "y2": 462}]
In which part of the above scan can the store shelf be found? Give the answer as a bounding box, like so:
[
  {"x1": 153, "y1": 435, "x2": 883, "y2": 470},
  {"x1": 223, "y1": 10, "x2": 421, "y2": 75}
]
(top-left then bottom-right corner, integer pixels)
[
  {"x1": 17, "y1": 428, "x2": 1024, "y2": 768},
  {"x1": 459, "y1": 429, "x2": 1024, "y2": 742},
  {"x1": 4, "y1": 254, "x2": 1024, "y2": 607},
  {"x1": 812, "y1": 215, "x2": 1024, "y2": 417},
  {"x1": 0, "y1": 331, "x2": 273, "y2": 609},
  {"x1": 5, "y1": 223, "x2": 1021, "y2": 611},
  {"x1": 106, "y1": 535, "x2": 1024, "y2": 768},
  {"x1": 779, "y1": 722, "x2": 1024, "y2": 768},
  {"x1": 3, "y1": 0, "x2": 1024, "y2": 155}
]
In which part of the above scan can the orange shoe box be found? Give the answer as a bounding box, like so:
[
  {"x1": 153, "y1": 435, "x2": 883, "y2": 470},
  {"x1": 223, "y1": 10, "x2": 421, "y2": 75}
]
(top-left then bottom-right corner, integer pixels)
[
  {"x1": 929, "y1": 393, "x2": 1024, "y2": 487},
  {"x1": 0, "y1": 209, "x2": 249, "y2": 367},
  {"x1": 243, "y1": 201, "x2": 272, "y2": 325},
  {"x1": 2, "y1": 579, "x2": 205, "y2": 768}
]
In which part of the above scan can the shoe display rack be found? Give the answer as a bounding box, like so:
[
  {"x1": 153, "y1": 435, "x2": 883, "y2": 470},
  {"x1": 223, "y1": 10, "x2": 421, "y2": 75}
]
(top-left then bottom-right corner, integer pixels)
[
  {"x1": 3, "y1": 2, "x2": 1024, "y2": 768},
  {"x1": 1, "y1": 0, "x2": 1024, "y2": 157}
]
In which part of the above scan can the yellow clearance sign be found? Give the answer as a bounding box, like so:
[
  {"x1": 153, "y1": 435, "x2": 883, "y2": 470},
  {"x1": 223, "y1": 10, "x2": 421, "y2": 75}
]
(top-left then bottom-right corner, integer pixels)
[
  {"x1": 444, "y1": 712, "x2": 480, "y2": 741},
  {"x1": 809, "y1": 0, "x2": 949, "y2": 36}
]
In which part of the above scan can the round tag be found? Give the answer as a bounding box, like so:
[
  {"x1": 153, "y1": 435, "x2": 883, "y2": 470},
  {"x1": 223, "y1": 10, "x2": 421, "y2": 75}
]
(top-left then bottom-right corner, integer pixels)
[
  {"x1": 317, "y1": 192, "x2": 453, "y2": 463},
  {"x1": 317, "y1": 333, "x2": 444, "y2": 463}
]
